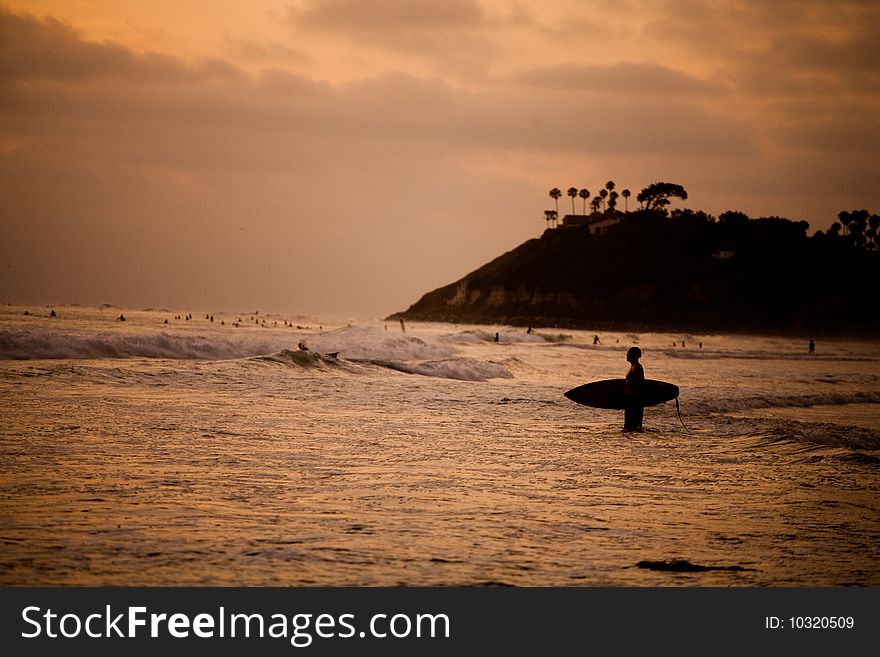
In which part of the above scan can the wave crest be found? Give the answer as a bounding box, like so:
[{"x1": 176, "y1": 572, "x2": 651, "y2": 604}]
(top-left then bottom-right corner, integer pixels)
[
  {"x1": 691, "y1": 390, "x2": 880, "y2": 414},
  {"x1": 368, "y1": 357, "x2": 512, "y2": 382},
  {"x1": 0, "y1": 328, "x2": 284, "y2": 360}
]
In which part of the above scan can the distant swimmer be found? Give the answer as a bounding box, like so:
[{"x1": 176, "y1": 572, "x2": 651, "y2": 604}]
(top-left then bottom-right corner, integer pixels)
[
  {"x1": 50, "y1": 310, "x2": 57, "y2": 317},
  {"x1": 593, "y1": 335, "x2": 601, "y2": 345},
  {"x1": 527, "y1": 327, "x2": 533, "y2": 334},
  {"x1": 624, "y1": 347, "x2": 645, "y2": 433},
  {"x1": 494, "y1": 332, "x2": 500, "y2": 343},
  {"x1": 298, "y1": 340, "x2": 308, "y2": 351},
  {"x1": 809, "y1": 338, "x2": 815, "y2": 355},
  {"x1": 118, "y1": 314, "x2": 126, "y2": 321},
  {"x1": 400, "y1": 318, "x2": 406, "y2": 332}
]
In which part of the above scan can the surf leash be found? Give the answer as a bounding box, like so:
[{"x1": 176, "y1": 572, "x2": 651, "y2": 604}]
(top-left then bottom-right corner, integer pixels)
[{"x1": 675, "y1": 397, "x2": 690, "y2": 433}]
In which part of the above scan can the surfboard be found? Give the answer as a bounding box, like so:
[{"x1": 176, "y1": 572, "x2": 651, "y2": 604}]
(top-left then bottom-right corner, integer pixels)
[{"x1": 564, "y1": 378, "x2": 679, "y2": 409}]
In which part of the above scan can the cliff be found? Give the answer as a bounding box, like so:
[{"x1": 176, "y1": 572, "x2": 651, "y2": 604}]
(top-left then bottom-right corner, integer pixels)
[{"x1": 388, "y1": 210, "x2": 880, "y2": 335}]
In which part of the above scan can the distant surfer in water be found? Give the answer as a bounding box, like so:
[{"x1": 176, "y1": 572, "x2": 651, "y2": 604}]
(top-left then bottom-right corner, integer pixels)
[{"x1": 624, "y1": 346, "x2": 645, "y2": 433}]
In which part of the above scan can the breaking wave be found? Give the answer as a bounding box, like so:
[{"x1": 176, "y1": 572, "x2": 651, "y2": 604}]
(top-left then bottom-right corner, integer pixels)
[
  {"x1": 0, "y1": 324, "x2": 513, "y2": 382},
  {"x1": 254, "y1": 349, "x2": 342, "y2": 369},
  {"x1": 367, "y1": 357, "x2": 512, "y2": 382},
  {"x1": 307, "y1": 327, "x2": 513, "y2": 380},
  {"x1": 0, "y1": 328, "x2": 286, "y2": 360},
  {"x1": 787, "y1": 423, "x2": 880, "y2": 451},
  {"x1": 692, "y1": 390, "x2": 880, "y2": 415},
  {"x1": 440, "y1": 328, "x2": 555, "y2": 345}
]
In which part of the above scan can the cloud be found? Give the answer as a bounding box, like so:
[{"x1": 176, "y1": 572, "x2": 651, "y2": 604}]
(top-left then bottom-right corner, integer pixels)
[
  {"x1": 0, "y1": 7, "x2": 240, "y2": 84},
  {"x1": 285, "y1": 0, "x2": 499, "y2": 71},
  {"x1": 631, "y1": 0, "x2": 880, "y2": 163},
  {"x1": 292, "y1": 0, "x2": 486, "y2": 30},
  {"x1": 0, "y1": 7, "x2": 131, "y2": 81},
  {"x1": 727, "y1": 30, "x2": 880, "y2": 97},
  {"x1": 1, "y1": 3, "x2": 878, "y2": 314},
  {"x1": 0, "y1": 7, "x2": 543, "y2": 314},
  {"x1": 773, "y1": 99, "x2": 880, "y2": 155},
  {"x1": 511, "y1": 61, "x2": 724, "y2": 96},
  {"x1": 646, "y1": 0, "x2": 880, "y2": 93},
  {"x1": 223, "y1": 37, "x2": 314, "y2": 67}
]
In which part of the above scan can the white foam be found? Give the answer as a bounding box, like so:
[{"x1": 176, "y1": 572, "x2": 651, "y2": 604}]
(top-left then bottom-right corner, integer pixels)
[
  {"x1": 0, "y1": 328, "x2": 289, "y2": 360},
  {"x1": 369, "y1": 357, "x2": 513, "y2": 382},
  {"x1": 694, "y1": 390, "x2": 880, "y2": 414}
]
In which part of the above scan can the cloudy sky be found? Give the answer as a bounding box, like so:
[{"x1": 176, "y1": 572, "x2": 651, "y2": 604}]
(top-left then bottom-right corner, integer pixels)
[{"x1": 2, "y1": 0, "x2": 878, "y2": 317}]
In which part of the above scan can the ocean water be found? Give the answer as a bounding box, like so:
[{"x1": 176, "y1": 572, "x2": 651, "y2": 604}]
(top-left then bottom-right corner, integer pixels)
[{"x1": 1, "y1": 304, "x2": 879, "y2": 586}]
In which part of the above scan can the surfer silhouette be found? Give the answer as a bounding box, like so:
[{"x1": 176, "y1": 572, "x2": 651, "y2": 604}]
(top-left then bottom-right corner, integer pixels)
[
  {"x1": 624, "y1": 346, "x2": 645, "y2": 432},
  {"x1": 809, "y1": 338, "x2": 815, "y2": 355}
]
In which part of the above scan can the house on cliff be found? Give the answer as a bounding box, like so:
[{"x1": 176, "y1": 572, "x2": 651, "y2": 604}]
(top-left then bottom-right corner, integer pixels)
[{"x1": 561, "y1": 212, "x2": 621, "y2": 235}]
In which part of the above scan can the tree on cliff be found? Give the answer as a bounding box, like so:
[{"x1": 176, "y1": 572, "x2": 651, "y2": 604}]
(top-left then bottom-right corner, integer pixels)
[
  {"x1": 549, "y1": 188, "x2": 561, "y2": 215},
  {"x1": 567, "y1": 187, "x2": 578, "y2": 214},
  {"x1": 839, "y1": 210, "x2": 880, "y2": 250},
  {"x1": 622, "y1": 189, "x2": 631, "y2": 212},
  {"x1": 579, "y1": 188, "x2": 590, "y2": 213},
  {"x1": 637, "y1": 182, "x2": 688, "y2": 212},
  {"x1": 605, "y1": 181, "x2": 618, "y2": 212}
]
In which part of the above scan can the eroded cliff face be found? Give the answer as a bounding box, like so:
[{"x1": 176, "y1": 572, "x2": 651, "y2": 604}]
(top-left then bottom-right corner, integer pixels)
[
  {"x1": 447, "y1": 281, "x2": 578, "y2": 309},
  {"x1": 390, "y1": 278, "x2": 589, "y2": 327}
]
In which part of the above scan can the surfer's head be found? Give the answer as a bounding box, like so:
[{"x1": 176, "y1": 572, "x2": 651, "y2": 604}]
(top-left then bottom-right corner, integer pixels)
[{"x1": 626, "y1": 346, "x2": 641, "y2": 363}]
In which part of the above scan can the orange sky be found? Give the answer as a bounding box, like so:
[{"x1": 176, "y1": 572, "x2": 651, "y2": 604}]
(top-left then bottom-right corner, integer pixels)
[{"x1": 2, "y1": 0, "x2": 878, "y2": 315}]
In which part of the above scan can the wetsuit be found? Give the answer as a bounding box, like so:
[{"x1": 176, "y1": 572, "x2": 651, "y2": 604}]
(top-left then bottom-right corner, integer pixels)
[{"x1": 624, "y1": 362, "x2": 645, "y2": 431}]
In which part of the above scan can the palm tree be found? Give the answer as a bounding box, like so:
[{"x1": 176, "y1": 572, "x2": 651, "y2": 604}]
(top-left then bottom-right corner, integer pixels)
[
  {"x1": 622, "y1": 188, "x2": 631, "y2": 212},
  {"x1": 599, "y1": 188, "x2": 608, "y2": 211},
  {"x1": 608, "y1": 190, "x2": 619, "y2": 212},
  {"x1": 567, "y1": 187, "x2": 578, "y2": 214},
  {"x1": 605, "y1": 180, "x2": 616, "y2": 193},
  {"x1": 578, "y1": 188, "x2": 590, "y2": 214},
  {"x1": 544, "y1": 210, "x2": 554, "y2": 231},
  {"x1": 549, "y1": 188, "x2": 561, "y2": 216}
]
